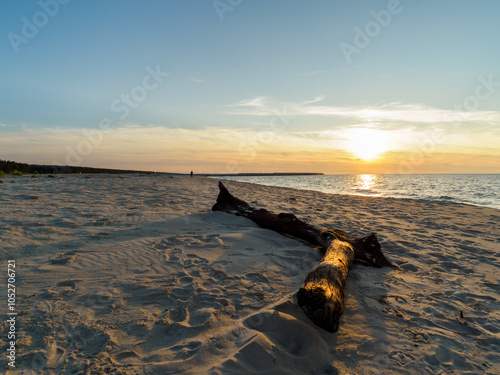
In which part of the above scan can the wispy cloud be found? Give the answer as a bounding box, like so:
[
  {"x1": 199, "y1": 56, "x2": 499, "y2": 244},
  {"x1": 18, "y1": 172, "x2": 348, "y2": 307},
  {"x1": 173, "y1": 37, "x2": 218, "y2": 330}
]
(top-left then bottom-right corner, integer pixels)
[
  {"x1": 230, "y1": 96, "x2": 268, "y2": 108},
  {"x1": 227, "y1": 96, "x2": 320, "y2": 116},
  {"x1": 292, "y1": 102, "x2": 500, "y2": 125},
  {"x1": 191, "y1": 76, "x2": 208, "y2": 83},
  {"x1": 226, "y1": 98, "x2": 500, "y2": 127},
  {"x1": 302, "y1": 95, "x2": 325, "y2": 105}
]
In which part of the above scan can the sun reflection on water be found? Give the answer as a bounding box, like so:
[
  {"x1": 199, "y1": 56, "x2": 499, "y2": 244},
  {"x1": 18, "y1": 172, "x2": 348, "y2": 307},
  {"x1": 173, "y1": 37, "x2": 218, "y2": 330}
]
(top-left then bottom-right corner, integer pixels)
[{"x1": 354, "y1": 174, "x2": 379, "y2": 195}]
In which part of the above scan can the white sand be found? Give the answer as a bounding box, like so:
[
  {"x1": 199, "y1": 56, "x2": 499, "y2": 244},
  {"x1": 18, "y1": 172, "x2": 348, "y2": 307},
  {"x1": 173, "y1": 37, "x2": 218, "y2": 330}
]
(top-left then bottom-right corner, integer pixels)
[{"x1": 0, "y1": 174, "x2": 498, "y2": 374}]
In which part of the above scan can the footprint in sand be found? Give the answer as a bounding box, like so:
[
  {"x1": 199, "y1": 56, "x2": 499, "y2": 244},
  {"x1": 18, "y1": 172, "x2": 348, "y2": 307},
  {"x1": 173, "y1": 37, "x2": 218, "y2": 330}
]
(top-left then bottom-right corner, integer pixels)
[
  {"x1": 46, "y1": 280, "x2": 78, "y2": 297},
  {"x1": 45, "y1": 341, "x2": 68, "y2": 369},
  {"x1": 187, "y1": 307, "x2": 213, "y2": 327},
  {"x1": 49, "y1": 251, "x2": 81, "y2": 265},
  {"x1": 171, "y1": 284, "x2": 194, "y2": 301},
  {"x1": 184, "y1": 253, "x2": 209, "y2": 267},
  {"x1": 171, "y1": 341, "x2": 202, "y2": 360},
  {"x1": 63, "y1": 324, "x2": 110, "y2": 357},
  {"x1": 388, "y1": 350, "x2": 416, "y2": 366},
  {"x1": 140, "y1": 339, "x2": 202, "y2": 364},
  {"x1": 114, "y1": 350, "x2": 141, "y2": 363},
  {"x1": 164, "y1": 303, "x2": 188, "y2": 323},
  {"x1": 163, "y1": 247, "x2": 184, "y2": 269}
]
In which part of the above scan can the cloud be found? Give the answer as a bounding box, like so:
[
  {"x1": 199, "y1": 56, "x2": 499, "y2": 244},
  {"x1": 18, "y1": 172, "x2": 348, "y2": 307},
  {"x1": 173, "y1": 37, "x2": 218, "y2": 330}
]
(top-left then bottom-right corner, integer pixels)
[
  {"x1": 227, "y1": 98, "x2": 500, "y2": 127},
  {"x1": 230, "y1": 96, "x2": 268, "y2": 108},
  {"x1": 227, "y1": 96, "x2": 309, "y2": 116},
  {"x1": 292, "y1": 102, "x2": 500, "y2": 125},
  {"x1": 191, "y1": 77, "x2": 208, "y2": 83},
  {"x1": 227, "y1": 97, "x2": 286, "y2": 116},
  {"x1": 1, "y1": 118, "x2": 499, "y2": 173},
  {"x1": 301, "y1": 95, "x2": 325, "y2": 105}
]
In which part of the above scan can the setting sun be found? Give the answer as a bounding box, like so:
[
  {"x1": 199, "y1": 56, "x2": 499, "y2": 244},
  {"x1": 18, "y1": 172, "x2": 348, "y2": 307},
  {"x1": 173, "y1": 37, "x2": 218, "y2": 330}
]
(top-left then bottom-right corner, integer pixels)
[{"x1": 345, "y1": 128, "x2": 392, "y2": 161}]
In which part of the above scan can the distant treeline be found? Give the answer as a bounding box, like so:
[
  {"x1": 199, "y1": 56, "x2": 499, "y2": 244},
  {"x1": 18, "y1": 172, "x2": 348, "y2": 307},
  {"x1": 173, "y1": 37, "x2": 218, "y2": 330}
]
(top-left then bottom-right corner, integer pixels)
[{"x1": 0, "y1": 159, "x2": 156, "y2": 175}]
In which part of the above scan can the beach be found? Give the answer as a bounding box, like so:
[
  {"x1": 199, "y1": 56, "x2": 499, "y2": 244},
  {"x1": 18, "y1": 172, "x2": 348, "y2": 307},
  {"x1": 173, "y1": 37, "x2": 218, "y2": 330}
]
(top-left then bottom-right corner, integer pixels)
[{"x1": 1, "y1": 174, "x2": 499, "y2": 374}]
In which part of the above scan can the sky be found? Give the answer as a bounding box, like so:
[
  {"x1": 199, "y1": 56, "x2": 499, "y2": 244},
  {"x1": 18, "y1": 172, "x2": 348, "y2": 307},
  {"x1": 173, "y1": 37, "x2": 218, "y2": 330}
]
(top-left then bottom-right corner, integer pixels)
[{"x1": 1, "y1": 0, "x2": 500, "y2": 174}]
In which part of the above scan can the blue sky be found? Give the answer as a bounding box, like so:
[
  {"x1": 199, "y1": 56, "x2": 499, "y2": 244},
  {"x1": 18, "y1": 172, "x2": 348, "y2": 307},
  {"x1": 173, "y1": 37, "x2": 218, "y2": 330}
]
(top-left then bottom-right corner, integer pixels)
[{"x1": 1, "y1": 0, "x2": 500, "y2": 173}]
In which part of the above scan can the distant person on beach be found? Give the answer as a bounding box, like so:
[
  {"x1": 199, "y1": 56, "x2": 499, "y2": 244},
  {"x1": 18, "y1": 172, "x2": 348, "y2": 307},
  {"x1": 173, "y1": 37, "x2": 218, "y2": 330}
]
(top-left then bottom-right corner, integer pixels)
[{"x1": 190, "y1": 171, "x2": 193, "y2": 177}]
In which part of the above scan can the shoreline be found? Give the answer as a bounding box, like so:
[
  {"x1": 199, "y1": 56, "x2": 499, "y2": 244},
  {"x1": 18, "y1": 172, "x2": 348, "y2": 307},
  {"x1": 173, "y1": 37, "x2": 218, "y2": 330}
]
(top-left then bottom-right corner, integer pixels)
[
  {"x1": 0, "y1": 175, "x2": 498, "y2": 374},
  {"x1": 215, "y1": 174, "x2": 500, "y2": 211},
  {"x1": 4, "y1": 172, "x2": 499, "y2": 211}
]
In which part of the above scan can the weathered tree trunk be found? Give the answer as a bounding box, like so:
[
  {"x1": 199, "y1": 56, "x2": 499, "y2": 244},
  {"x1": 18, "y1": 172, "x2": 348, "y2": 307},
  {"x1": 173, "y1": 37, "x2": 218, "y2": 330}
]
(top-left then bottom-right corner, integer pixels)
[
  {"x1": 212, "y1": 181, "x2": 393, "y2": 267},
  {"x1": 297, "y1": 231, "x2": 355, "y2": 332},
  {"x1": 211, "y1": 181, "x2": 394, "y2": 332}
]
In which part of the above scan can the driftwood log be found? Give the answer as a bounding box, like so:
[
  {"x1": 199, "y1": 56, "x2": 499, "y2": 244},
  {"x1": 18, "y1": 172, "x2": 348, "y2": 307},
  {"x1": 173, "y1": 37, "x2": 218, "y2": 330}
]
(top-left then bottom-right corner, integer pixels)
[
  {"x1": 211, "y1": 181, "x2": 394, "y2": 332},
  {"x1": 297, "y1": 233, "x2": 354, "y2": 332}
]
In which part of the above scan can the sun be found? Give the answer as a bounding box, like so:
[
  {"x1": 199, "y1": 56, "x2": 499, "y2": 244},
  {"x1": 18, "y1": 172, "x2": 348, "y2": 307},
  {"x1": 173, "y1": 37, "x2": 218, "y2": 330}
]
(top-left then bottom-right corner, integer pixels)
[{"x1": 345, "y1": 128, "x2": 392, "y2": 161}]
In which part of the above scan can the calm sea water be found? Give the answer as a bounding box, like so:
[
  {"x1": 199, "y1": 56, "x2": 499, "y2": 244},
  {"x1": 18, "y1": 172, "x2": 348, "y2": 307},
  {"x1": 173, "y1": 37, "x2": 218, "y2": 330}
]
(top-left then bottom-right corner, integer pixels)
[{"x1": 218, "y1": 174, "x2": 500, "y2": 210}]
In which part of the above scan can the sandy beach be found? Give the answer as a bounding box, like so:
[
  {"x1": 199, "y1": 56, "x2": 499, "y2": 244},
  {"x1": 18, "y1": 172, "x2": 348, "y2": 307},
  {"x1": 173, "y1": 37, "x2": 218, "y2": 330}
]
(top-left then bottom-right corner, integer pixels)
[{"x1": 0, "y1": 174, "x2": 499, "y2": 375}]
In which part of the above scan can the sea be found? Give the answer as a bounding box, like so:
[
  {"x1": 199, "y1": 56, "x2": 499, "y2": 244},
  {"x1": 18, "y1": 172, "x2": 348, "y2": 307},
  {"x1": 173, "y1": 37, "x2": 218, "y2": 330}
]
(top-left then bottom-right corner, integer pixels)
[{"x1": 217, "y1": 174, "x2": 500, "y2": 210}]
